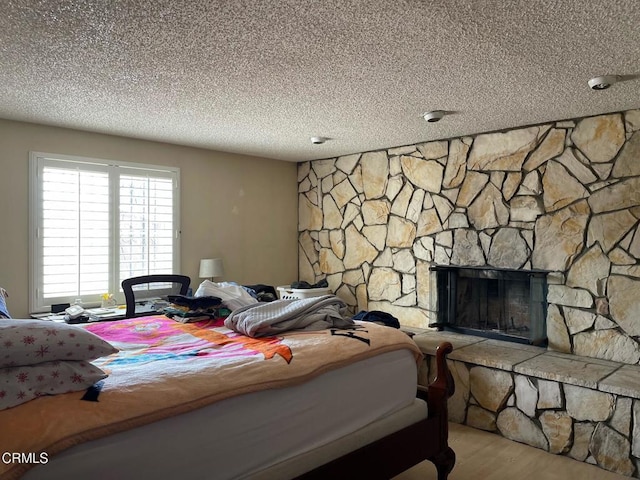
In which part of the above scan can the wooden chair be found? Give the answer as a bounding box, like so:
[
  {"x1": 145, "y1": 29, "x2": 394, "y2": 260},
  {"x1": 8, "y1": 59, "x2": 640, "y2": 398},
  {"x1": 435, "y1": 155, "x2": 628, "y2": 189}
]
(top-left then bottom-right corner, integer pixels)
[{"x1": 121, "y1": 274, "x2": 191, "y2": 318}]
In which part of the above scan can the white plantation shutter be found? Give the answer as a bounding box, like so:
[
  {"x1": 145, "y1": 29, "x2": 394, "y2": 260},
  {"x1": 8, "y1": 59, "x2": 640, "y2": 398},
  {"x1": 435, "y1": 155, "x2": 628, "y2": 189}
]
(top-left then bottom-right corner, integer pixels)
[
  {"x1": 119, "y1": 172, "x2": 175, "y2": 285},
  {"x1": 30, "y1": 153, "x2": 180, "y2": 312},
  {"x1": 41, "y1": 164, "x2": 110, "y2": 298}
]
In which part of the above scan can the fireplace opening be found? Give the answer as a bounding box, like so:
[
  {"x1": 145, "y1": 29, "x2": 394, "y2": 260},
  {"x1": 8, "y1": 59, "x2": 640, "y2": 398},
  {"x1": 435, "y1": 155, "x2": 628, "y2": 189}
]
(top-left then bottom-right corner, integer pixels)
[{"x1": 430, "y1": 265, "x2": 549, "y2": 345}]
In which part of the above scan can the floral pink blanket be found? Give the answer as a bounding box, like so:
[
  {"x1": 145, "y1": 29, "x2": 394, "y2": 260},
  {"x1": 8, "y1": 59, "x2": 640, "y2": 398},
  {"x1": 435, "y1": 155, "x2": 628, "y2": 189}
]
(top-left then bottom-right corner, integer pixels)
[{"x1": 0, "y1": 315, "x2": 421, "y2": 479}]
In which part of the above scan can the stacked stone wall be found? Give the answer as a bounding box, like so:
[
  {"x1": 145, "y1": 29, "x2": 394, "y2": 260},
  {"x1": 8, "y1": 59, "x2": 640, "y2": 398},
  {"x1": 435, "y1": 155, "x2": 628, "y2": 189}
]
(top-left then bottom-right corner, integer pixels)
[{"x1": 298, "y1": 108, "x2": 640, "y2": 365}]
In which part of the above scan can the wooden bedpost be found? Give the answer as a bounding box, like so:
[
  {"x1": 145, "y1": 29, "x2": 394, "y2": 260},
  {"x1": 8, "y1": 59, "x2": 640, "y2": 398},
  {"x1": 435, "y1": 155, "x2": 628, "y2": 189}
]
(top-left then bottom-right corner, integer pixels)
[
  {"x1": 427, "y1": 341, "x2": 456, "y2": 480},
  {"x1": 426, "y1": 341, "x2": 455, "y2": 415}
]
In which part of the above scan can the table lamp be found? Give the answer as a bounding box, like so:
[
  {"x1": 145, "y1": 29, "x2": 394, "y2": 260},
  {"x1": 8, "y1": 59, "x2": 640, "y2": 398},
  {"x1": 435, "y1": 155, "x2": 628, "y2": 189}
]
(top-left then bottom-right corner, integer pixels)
[{"x1": 199, "y1": 258, "x2": 224, "y2": 281}]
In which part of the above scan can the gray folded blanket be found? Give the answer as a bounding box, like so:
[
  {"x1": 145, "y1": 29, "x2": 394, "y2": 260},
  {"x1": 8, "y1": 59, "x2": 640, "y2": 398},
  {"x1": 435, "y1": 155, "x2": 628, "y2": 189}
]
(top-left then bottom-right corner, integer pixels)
[{"x1": 224, "y1": 295, "x2": 354, "y2": 338}]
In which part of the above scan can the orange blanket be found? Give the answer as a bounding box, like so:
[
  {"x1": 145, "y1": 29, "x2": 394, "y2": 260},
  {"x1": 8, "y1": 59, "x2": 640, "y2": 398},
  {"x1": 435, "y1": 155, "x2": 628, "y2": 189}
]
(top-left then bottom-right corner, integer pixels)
[{"x1": 0, "y1": 316, "x2": 421, "y2": 479}]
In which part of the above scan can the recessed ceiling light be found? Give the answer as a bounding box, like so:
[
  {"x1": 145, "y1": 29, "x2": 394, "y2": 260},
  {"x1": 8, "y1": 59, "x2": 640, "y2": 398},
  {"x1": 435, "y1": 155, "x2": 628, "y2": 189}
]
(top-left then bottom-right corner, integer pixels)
[
  {"x1": 423, "y1": 111, "x2": 445, "y2": 123},
  {"x1": 588, "y1": 75, "x2": 621, "y2": 90},
  {"x1": 310, "y1": 136, "x2": 328, "y2": 145}
]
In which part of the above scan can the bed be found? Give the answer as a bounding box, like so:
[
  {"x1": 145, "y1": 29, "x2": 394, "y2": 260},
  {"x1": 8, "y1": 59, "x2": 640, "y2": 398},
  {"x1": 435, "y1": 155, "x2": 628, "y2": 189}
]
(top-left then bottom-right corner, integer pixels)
[{"x1": 0, "y1": 313, "x2": 455, "y2": 480}]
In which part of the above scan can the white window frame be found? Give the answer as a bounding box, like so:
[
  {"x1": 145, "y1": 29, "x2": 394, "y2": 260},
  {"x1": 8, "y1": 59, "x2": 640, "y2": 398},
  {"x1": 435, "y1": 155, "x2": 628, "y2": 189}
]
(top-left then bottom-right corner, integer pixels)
[{"x1": 29, "y1": 152, "x2": 181, "y2": 313}]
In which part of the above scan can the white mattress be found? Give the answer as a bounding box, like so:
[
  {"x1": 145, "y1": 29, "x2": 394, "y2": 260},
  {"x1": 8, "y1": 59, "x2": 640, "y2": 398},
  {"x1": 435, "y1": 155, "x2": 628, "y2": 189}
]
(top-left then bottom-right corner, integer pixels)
[
  {"x1": 250, "y1": 398, "x2": 428, "y2": 480},
  {"x1": 24, "y1": 348, "x2": 419, "y2": 480}
]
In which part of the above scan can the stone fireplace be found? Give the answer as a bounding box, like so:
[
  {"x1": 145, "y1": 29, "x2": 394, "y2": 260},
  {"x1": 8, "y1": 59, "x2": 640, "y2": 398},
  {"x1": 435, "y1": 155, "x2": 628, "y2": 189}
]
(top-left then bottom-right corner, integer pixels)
[
  {"x1": 297, "y1": 108, "x2": 640, "y2": 366},
  {"x1": 298, "y1": 110, "x2": 640, "y2": 478},
  {"x1": 297, "y1": 108, "x2": 640, "y2": 477},
  {"x1": 431, "y1": 265, "x2": 548, "y2": 345}
]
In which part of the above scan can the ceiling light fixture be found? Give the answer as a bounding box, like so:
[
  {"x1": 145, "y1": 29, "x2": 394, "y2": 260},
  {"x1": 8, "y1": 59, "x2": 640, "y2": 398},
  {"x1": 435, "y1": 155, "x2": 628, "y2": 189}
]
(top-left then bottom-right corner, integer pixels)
[
  {"x1": 423, "y1": 110, "x2": 445, "y2": 123},
  {"x1": 588, "y1": 75, "x2": 622, "y2": 90},
  {"x1": 310, "y1": 136, "x2": 328, "y2": 145}
]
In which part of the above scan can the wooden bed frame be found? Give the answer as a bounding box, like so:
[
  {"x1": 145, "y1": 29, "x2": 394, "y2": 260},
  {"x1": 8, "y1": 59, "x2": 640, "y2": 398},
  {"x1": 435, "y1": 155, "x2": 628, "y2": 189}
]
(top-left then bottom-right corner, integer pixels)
[{"x1": 297, "y1": 341, "x2": 455, "y2": 480}]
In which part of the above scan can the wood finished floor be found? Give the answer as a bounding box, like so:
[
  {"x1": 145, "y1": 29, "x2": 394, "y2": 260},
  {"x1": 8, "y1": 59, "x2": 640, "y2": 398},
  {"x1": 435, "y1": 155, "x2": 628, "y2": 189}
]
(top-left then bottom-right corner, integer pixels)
[{"x1": 392, "y1": 423, "x2": 630, "y2": 480}]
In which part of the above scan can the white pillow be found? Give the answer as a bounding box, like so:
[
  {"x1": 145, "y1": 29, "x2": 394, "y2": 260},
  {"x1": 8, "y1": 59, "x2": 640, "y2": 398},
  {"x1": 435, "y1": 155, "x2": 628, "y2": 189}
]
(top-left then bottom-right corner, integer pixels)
[
  {"x1": 0, "y1": 319, "x2": 118, "y2": 368},
  {"x1": 0, "y1": 360, "x2": 107, "y2": 410}
]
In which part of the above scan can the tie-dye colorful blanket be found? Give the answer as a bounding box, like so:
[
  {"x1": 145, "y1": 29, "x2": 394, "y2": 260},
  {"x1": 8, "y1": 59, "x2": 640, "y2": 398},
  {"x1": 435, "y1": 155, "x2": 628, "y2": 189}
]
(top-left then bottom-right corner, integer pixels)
[{"x1": 0, "y1": 315, "x2": 421, "y2": 480}]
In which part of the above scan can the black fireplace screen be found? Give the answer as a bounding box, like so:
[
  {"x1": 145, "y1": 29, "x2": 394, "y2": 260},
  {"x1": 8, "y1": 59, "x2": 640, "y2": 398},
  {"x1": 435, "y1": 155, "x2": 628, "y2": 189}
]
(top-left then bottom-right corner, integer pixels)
[{"x1": 431, "y1": 265, "x2": 548, "y2": 345}]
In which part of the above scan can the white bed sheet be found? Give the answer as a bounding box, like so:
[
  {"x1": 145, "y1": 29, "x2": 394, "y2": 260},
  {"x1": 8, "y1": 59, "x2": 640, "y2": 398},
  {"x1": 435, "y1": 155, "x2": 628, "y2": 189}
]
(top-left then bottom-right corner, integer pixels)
[{"x1": 24, "y1": 348, "x2": 418, "y2": 480}]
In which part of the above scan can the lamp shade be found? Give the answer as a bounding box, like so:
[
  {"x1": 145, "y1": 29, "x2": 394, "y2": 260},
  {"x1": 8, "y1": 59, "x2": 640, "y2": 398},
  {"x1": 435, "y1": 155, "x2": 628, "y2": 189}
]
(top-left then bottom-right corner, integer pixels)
[{"x1": 199, "y1": 258, "x2": 224, "y2": 279}]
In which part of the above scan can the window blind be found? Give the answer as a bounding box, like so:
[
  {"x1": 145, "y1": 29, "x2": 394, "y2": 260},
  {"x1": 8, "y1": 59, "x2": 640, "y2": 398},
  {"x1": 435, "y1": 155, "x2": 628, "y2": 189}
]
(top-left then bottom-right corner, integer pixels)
[
  {"x1": 119, "y1": 173, "x2": 175, "y2": 290},
  {"x1": 41, "y1": 166, "x2": 110, "y2": 298},
  {"x1": 30, "y1": 153, "x2": 180, "y2": 312}
]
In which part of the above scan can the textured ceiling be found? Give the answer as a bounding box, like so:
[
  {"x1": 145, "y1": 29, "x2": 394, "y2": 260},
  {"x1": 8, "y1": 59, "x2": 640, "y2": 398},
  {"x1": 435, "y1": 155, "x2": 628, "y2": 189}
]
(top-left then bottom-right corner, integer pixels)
[{"x1": 0, "y1": 1, "x2": 639, "y2": 162}]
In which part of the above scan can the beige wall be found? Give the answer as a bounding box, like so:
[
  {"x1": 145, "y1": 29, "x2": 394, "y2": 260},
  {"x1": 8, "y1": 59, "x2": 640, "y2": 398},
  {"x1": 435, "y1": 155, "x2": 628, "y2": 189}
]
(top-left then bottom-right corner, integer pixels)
[{"x1": 0, "y1": 119, "x2": 299, "y2": 317}]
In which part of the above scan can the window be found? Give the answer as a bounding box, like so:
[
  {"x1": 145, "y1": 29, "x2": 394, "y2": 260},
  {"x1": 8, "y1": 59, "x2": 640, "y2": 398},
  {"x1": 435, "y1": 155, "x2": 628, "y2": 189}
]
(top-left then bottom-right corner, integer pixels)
[{"x1": 29, "y1": 152, "x2": 180, "y2": 312}]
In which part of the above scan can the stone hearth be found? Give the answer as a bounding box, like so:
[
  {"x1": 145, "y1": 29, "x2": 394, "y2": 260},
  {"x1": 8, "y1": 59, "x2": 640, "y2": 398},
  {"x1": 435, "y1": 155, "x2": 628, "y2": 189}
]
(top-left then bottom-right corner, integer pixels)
[
  {"x1": 414, "y1": 330, "x2": 640, "y2": 478},
  {"x1": 298, "y1": 108, "x2": 640, "y2": 366}
]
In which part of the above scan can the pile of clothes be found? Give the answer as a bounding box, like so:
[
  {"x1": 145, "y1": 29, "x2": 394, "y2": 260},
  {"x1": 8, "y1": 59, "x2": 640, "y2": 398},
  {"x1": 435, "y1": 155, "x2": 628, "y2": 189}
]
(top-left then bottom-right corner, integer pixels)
[
  {"x1": 194, "y1": 281, "x2": 260, "y2": 311},
  {"x1": 163, "y1": 295, "x2": 229, "y2": 323},
  {"x1": 0, "y1": 288, "x2": 10, "y2": 319},
  {"x1": 224, "y1": 294, "x2": 352, "y2": 338},
  {"x1": 289, "y1": 279, "x2": 329, "y2": 290}
]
